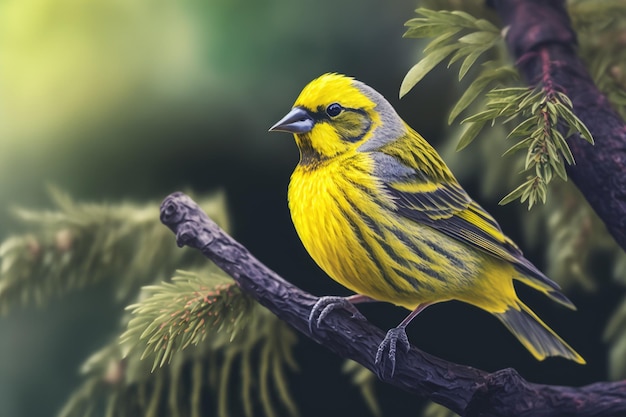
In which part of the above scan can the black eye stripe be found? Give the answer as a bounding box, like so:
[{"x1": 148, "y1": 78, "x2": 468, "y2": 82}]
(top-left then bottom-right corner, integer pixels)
[
  {"x1": 300, "y1": 105, "x2": 372, "y2": 143},
  {"x1": 308, "y1": 106, "x2": 367, "y2": 122}
]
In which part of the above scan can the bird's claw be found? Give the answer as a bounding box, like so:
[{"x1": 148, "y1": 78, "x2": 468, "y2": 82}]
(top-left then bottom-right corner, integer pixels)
[
  {"x1": 375, "y1": 326, "x2": 410, "y2": 379},
  {"x1": 308, "y1": 296, "x2": 366, "y2": 333}
]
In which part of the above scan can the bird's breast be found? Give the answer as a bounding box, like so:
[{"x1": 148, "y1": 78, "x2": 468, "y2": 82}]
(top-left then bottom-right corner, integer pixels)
[
  {"x1": 287, "y1": 154, "x2": 488, "y2": 309},
  {"x1": 288, "y1": 157, "x2": 378, "y2": 288},
  {"x1": 288, "y1": 156, "x2": 424, "y2": 306}
]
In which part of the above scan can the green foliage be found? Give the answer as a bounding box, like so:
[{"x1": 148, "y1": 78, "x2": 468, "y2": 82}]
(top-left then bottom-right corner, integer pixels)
[
  {"x1": 401, "y1": 7, "x2": 595, "y2": 209},
  {"x1": 569, "y1": 0, "x2": 626, "y2": 29},
  {"x1": 342, "y1": 360, "x2": 380, "y2": 417},
  {"x1": 421, "y1": 401, "x2": 459, "y2": 417},
  {"x1": 121, "y1": 270, "x2": 255, "y2": 370},
  {"x1": 605, "y1": 288, "x2": 626, "y2": 380},
  {"x1": 58, "y1": 269, "x2": 301, "y2": 417},
  {"x1": 448, "y1": 64, "x2": 518, "y2": 128},
  {"x1": 459, "y1": 87, "x2": 593, "y2": 209},
  {"x1": 0, "y1": 187, "x2": 229, "y2": 313},
  {"x1": 0, "y1": 190, "x2": 302, "y2": 417},
  {"x1": 571, "y1": 0, "x2": 626, "y2": 119},
  {"x1": 60, "y1": 291, "x2": 300, "y2": 417},
  {"x1": 1, "y1": 190, "x2": 381, "y2": 417},
  {"x1": 400, "y1": 8, "x2": 501, "y2": 97}
]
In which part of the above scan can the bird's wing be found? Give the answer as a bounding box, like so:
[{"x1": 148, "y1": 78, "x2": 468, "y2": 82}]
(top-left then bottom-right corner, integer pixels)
[
  {"x1": 370, "y1": 150, "x2": 548, "y2": 278},
  {"x1": 378, "y1": 152, "x2": 574, "y2": 302},
  {"x1": 366, "y1": 124, "x2": 570, "y2": 304}
]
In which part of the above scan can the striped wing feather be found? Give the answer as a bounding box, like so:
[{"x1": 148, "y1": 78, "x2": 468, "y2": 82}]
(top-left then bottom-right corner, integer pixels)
[
  {"x1": 384, "y1": 162, "x2": 524, "y2": 264},
  {"x1": 371, "y1": 143, "x2": 573, "y2": 308}
]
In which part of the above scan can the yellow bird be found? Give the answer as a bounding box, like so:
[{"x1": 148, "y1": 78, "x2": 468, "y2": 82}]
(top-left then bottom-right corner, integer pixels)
[{"x1": 269, "y1": 73, "x2": 584, "y2": 375}]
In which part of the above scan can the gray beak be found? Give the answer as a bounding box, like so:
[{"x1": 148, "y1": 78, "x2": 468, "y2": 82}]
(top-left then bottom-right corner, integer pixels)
[{"x1": 269, "y1": 107, "x2": 314, "y2": 134}]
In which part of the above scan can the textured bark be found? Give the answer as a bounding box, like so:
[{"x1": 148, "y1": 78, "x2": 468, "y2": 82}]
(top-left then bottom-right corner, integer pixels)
[
  {"x1": 489, "y1": 0, "x2": 626, "y2": 250},
  {"x1": 160, "y1": 192, "x2": 626, "y2": 417}
]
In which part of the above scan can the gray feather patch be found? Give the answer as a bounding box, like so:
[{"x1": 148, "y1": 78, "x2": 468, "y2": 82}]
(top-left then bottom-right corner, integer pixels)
[
  {"x1": 355, "y1": 82, "x2": 407, "y2": 152},
  {"x1": 370, "y1": 152, "x2": 415, "y2": 180}
]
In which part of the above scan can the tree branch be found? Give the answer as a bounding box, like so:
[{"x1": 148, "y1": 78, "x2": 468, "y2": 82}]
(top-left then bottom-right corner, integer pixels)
[
  {"x1": 160, "y1": 192, "x2": 626, "y2": 417},
  {"x1": 488, "y1": 0, "x2": 626, "y2": 251}
]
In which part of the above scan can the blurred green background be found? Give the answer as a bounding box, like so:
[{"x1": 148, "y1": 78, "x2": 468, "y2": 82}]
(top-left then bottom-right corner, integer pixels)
[{"x1": 0, "y1": 1, "x2": 615, "y2": 416}]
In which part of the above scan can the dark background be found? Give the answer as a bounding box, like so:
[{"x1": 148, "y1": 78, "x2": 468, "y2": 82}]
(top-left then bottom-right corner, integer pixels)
[{"x1": 0, "y1": 1, "x2": 616, "y2": 416}]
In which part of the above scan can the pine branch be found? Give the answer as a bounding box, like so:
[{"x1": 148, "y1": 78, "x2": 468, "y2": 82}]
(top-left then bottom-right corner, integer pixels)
[
  {"x1": 1, "y1": 190, "x2": 380, "y2": 417},
  {"x1": 401, "y1": 7, "x2": 595, "y2": 209},
  {"x1": 61, "y1": 268, "x2": 300, "y2": 417},
  {"x1": 400, "y1": 8, "x2": 502, "y2": 97},
  {"x1": 487, "y1": 0, "x2": 626, "y2": 250},
  {"x1": 121, "y1": 270, "x2": 255, "y2": 371},
  {"x1": 457, "y1": 86, "x2": 593, "y2": 208},
  {"x1": 160, "y1": 192, "x2": 626, "y2": 417},
  {"x1": 0, "y1": 187, "x2": 228, "y2": 313}
]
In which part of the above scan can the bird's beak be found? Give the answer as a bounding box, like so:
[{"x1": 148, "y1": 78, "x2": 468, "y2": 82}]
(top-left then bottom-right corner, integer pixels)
[{"x1": 269, "y1": 107, "x2": 314, "y2": 134}]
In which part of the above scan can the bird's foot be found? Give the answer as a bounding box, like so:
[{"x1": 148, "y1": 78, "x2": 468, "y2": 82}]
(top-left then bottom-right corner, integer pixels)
[
  {"x1": 308, "y1": 296, "x2": 367, "y2": 332},
  {"x1": 375, "y1": 326, "x2": 410, "y2": 379}
]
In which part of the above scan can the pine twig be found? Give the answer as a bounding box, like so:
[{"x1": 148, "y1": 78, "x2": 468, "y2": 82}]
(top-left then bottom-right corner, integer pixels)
[
  {"x1": 488, "y1": 0, "x2": 626, "y2": 250},
  {"x1": 0, "y1": 188, "x2": 230, "y2": 313},
  {"x1": 160, "y1": 192, "x2": 626, "y2": 417}
]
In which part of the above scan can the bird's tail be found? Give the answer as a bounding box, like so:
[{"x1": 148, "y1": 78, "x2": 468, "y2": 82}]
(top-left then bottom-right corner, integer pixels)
[{"x1": 494, "y1": 301, "x2": 586, "y2": 364}]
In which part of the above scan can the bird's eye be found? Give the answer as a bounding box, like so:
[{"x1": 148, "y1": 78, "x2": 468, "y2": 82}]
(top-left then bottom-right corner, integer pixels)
[{"x1": 326, "y1": 103, "x2": 343, "y2": 117}]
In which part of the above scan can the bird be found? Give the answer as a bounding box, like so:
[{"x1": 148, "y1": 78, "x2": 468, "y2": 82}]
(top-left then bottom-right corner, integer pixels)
[{"x1": 268, "y1": 73, "x2": 585, "y2": 376}]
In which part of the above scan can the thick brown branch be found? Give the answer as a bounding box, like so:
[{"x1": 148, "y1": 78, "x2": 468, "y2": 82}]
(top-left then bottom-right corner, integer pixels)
[
  {"x1": 489, "y1": 0, "x2": 626, "y2": 250},
  {"x1": 160, "y1": 192, "x2": 626, "y2": 417}
]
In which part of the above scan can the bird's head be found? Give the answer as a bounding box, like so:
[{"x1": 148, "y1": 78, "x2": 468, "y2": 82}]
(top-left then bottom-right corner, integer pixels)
[{"x1": 269, "y1": 73, "x2": 406, "y2": 165}]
